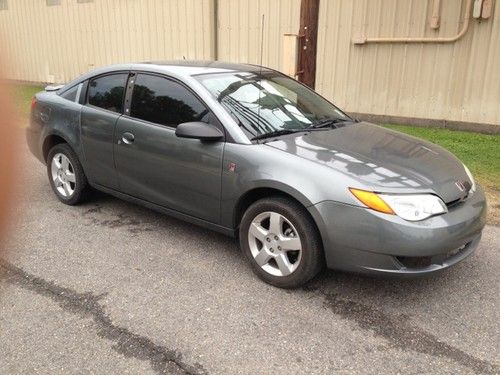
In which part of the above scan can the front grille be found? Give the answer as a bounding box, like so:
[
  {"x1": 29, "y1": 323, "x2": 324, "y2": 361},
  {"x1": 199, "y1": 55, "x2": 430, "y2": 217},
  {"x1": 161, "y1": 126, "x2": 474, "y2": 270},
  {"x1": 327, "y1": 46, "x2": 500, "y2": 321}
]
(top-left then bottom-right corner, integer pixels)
[
  {"x1": 396, "y1": 242, "x2": 470, "y2": 269},
  {"x1": 444, "y1": 244, "x2": 467, "y2": 259},
  {"x1": 396, "y1": 256, "x2": 432, "y2": 269},
  {"x1": 446, "y1": 194, "x2": 469, "y2": 209},
  {"x1": 446, "y1": 198, "x2": 464, "y2": 209},
  {"x1": 446, "y1": 180, "x2": 472, "y2": 209}
]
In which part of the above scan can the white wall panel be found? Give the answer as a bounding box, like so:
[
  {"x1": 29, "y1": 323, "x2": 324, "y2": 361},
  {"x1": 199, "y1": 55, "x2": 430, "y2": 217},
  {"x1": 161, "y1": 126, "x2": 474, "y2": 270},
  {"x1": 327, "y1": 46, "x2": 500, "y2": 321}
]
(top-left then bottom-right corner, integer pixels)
[
  {"x1": 316, "y1": 0, "x2": 500, "y2": 125},
  {"x1": 0, "y1": 0, "x2": 214, "y2": 83},
  {"x1": 0, "y1": 0, "x2": 498, "y2": 125}
]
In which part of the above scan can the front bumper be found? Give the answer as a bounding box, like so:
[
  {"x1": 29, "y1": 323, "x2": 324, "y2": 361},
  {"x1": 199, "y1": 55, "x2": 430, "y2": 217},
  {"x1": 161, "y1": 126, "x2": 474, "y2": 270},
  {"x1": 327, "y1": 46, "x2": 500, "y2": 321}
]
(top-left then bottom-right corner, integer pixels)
[{"x1": 308, "y1": 185, "x2": 487, "y2": 276}]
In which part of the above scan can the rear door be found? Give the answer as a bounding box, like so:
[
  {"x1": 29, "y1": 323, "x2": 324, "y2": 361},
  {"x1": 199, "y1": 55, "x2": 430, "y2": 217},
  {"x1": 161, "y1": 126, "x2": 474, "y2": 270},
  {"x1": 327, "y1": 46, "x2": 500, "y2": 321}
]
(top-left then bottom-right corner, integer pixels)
[
  {"x1": 113, "y1": 73, "x2": 224, "y2": 223},
  {"x1": 81, "y1": 72, "x2": 129, "y2": 189}
]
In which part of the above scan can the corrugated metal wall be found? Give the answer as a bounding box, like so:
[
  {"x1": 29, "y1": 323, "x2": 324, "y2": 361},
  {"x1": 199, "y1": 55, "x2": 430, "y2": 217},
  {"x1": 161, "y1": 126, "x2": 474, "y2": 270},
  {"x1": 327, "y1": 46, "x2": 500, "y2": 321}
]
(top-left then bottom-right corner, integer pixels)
[
  {"x1": 0, "y1": 0, "x2": 214, "y2": 83},
  {"x1": 0, "y1": 0, "x2": 498, "y2": 126},
  {"x1": 217, "y1": 0, "x2": 300, "y2": 69},
  {"x1": 316, "y1": 0, "x2": 500, "y2": 125}
]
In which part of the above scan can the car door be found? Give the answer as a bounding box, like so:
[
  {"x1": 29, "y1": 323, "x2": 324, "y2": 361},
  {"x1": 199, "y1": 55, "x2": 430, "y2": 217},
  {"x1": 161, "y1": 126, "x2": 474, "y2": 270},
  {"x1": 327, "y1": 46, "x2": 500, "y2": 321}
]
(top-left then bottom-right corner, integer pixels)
[
  {"x1": 80, "y1": 72, "x2": 129, "y2": 190},
  {"x1": 113, "y1": 73, "x2": 224, "y2": 224}
]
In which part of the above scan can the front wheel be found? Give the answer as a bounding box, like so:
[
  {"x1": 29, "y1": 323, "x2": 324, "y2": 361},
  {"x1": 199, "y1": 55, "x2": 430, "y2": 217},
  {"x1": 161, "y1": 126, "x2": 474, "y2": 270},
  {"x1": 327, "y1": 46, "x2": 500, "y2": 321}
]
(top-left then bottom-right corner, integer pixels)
[{"x1": 239, "y1": 197, "x2": 324, "y2": 288}]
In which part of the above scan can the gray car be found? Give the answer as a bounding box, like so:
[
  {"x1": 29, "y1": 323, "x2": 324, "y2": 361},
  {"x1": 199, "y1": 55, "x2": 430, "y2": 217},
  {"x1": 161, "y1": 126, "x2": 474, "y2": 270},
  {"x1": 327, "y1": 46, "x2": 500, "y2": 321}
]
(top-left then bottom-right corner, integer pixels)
[{"x1": 26, "y1": 61, "x2": 487, "y2": 288}]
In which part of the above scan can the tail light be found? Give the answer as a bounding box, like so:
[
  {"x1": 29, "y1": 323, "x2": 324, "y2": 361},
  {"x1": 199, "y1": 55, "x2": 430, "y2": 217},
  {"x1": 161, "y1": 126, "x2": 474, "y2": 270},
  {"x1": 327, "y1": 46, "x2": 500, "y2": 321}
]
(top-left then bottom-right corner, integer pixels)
[{"x1": 30, "y1": 96, "x2": 37, "y2": 111}]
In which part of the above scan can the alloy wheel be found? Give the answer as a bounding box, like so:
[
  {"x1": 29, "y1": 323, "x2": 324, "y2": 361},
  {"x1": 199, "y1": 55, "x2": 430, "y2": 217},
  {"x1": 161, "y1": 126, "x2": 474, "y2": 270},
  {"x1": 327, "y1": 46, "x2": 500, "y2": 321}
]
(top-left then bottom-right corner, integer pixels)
[
  {"x1": 50, "y1": 153, "x2": 76, "y2": 198},
  {"x1": 248, "y1": 211, "x2": 302, "y2": 277}
]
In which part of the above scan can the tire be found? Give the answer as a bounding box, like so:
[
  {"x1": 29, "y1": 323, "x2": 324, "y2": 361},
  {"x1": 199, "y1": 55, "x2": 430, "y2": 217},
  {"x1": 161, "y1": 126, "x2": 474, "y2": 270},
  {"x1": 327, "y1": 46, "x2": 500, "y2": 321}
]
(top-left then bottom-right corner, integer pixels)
[
  {"x1": 46, "y1": 143, "x2": 89, "y2": 205},
  {"x1": 239, "y1": 197, "x2": 324, "y2": 288}
]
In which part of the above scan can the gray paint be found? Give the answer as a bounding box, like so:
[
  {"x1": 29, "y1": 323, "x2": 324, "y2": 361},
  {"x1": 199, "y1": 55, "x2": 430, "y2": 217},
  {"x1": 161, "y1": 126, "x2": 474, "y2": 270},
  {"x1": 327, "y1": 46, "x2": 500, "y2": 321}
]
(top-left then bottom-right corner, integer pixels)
[
  {"x1": 265, "y1": 123, "x2": 472, "y2": 204},
  {"x1": 26, "y1": 61, "x2": 487, "y2": 276},
  {"x1": 81, "y1": 105, "x2": 121, "y2": 190},
  {"x1": 309, "y1": 186, "x2": 486, "y2": 271},
  {"x1": 114, "y1": 116, "x2": 223, "y2": 223}
]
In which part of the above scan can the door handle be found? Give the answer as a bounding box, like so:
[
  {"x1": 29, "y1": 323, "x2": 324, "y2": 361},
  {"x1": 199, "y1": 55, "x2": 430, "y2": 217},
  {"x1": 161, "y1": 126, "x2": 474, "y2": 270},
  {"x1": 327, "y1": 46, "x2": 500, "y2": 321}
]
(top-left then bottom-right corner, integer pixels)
[{"x1": 121, "y1": 132, "x2": 135, "y2": 145}]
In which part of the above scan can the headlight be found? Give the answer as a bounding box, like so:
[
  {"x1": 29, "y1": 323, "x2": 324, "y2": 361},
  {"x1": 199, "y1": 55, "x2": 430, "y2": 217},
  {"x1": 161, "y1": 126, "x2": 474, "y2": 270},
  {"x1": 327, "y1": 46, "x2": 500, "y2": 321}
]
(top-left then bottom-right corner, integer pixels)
[
  {"x1": 350, "y1": 188, "x2": 447, "y2": 221},
  {"x1": 463, "y1": 164, "x2": 476, "y2": 193},
  {"x1": 378, "y1": 193, "x2": 447, "y2": 221}
]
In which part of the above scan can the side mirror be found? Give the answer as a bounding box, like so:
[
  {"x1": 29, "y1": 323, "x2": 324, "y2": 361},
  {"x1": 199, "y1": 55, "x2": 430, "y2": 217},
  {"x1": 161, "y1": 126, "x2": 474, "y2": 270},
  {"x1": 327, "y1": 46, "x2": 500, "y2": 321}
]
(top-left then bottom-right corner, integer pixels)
[{"x1": 175, "y1": 122, "x2": 224, "y2": 141}]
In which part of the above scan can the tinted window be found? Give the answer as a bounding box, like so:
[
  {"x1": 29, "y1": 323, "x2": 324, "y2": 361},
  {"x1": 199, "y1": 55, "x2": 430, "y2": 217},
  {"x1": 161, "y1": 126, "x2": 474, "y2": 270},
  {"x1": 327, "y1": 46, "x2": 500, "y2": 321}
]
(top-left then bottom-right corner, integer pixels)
[
  {"x1": 60, "y1": 84, "x2": 79, "y2": 102},
  {"x1": 88, "y1": 74, "x2": 128, "y2": 113},
  {"x1": 130, "y1": 74, "x2": 209, "y2": 127}
]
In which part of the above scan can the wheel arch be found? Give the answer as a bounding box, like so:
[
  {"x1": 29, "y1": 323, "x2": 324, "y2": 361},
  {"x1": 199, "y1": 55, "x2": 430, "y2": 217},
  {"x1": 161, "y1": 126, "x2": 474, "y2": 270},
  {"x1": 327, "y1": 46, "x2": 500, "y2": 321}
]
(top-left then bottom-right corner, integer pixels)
[
  {"x1": 42, "y1": 133, "x2": 72, "y2": 163},
  {"x1": 235, "y1": 185, "x2": 327, "y2": 284},
  {"x1": 233, "y1": 185, "x2": 317, "y2": 231}
]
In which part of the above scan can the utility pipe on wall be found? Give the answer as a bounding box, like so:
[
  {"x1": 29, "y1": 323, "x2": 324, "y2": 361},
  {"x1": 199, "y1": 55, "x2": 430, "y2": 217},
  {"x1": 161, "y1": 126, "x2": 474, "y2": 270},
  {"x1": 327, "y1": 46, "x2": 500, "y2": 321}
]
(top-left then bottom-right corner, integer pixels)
[{"x1": 353, "y1": 0, "x2": 473, "y2": 45}]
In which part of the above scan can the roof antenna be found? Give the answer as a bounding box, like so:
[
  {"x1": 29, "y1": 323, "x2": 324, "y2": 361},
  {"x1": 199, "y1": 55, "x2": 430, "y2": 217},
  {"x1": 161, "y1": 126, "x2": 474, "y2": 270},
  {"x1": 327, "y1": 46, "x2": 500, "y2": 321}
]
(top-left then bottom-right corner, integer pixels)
[{"x1": 257, "y1": 14, "x2": 265, "y2": 132}]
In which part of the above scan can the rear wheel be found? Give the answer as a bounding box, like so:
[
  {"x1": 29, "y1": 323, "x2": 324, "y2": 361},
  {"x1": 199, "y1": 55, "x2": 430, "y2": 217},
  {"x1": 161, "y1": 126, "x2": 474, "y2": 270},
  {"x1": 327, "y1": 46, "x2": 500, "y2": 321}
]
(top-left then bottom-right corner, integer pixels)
[
  {"x1": 239, "y1": 197, "x2": 323, "y2": 288},
  {"x1": 47, "y1": 143, "x2": 89, "y2": 205}
]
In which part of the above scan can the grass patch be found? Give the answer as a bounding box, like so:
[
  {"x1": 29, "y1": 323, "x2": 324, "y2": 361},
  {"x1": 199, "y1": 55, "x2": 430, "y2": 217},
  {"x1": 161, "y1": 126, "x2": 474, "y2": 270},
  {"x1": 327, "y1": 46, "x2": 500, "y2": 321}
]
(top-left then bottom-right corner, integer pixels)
[
  {"x1": 385, "y1": 124, "x2": 499, "y2": 225},
  {"x1": 10, "y1": 84, "x2": 44, "y2": 118},
  {"x1": 384, "y1": 125, "x2": 499, "y2": 187}
]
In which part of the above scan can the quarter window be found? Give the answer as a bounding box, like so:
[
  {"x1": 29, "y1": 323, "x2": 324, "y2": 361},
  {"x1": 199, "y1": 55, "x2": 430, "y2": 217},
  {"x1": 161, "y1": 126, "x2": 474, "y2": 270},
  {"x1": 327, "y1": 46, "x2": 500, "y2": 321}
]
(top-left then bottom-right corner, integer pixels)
[
  {"x1": 130, "y1": 74, "x2": 209, "y2": 127},
  {"x1": 60, "y1": 84, "x2": 80, "y2": 102},
  {"x1": 88, "y1": 74, "x2": 128, "y2": 113}
]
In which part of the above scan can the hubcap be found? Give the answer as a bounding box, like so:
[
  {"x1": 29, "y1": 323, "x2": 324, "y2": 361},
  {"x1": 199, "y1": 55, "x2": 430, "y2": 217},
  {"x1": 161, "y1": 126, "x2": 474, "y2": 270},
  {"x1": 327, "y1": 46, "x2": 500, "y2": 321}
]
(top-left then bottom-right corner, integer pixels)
[
  {"x1": 248, "y1": 211, "x2": 302, "y2": 277},
  {"x1": 50, "y1": 153, "x2": 76, "y2": 198}
]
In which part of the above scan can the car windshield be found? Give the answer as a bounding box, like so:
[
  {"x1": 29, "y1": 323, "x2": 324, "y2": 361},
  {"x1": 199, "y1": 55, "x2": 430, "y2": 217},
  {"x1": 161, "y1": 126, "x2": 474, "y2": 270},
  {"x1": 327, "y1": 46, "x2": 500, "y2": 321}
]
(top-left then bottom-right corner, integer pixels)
[{"x1": 195, "y1": 71, "x2": 352, "y2": 139}]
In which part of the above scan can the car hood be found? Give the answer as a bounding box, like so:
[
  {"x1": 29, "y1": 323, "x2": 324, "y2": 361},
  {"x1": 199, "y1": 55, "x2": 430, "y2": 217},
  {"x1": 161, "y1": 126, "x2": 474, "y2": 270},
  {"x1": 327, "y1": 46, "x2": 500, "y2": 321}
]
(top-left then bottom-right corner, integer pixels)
[{"x1": 265, "y1": 122, "x2": 472, "y2": 203}]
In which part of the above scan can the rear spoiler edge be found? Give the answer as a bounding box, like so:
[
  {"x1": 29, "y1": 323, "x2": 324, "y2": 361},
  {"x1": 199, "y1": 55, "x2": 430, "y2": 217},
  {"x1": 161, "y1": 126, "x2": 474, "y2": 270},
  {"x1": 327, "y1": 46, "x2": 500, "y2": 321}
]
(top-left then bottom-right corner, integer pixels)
[{"x1": 45, "y1": 84, "x2": 65, "y2": 92}]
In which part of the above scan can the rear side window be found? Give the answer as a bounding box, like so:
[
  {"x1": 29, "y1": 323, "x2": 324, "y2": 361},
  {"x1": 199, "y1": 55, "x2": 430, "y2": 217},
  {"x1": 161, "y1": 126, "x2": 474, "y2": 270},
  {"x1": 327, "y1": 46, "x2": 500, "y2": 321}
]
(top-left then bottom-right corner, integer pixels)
[
  {"x1": 60, "y1": 84, "x2": 80, "y2": 102},
  {"x1": 88, "y1": 73, "x2": 128, "y2": 113},
  {"x1": 130, "y1": 74, "x2": 209, "y2": 127}
]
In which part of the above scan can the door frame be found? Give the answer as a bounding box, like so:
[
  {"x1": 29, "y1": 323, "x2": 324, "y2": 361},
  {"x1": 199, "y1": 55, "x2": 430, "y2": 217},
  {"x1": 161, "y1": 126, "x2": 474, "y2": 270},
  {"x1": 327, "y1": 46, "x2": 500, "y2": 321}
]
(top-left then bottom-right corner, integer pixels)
[
  {"x1": 82, "y1": 70, "x2": 131, "y2": 115},
  {"x1": 121, "y1": 70, "x2": 229, "y2": 139}
]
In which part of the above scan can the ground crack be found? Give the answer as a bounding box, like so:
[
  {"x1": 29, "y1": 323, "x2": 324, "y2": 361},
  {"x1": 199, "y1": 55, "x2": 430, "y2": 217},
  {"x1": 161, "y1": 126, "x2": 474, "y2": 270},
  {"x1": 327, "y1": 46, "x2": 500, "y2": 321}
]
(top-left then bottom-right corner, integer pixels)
[
  {"x1": 307, "y1": 286, "x2": 498, "y2": 374},
  {"x1": 0, "y1": 260, "x2": 207, "y2": 375}
]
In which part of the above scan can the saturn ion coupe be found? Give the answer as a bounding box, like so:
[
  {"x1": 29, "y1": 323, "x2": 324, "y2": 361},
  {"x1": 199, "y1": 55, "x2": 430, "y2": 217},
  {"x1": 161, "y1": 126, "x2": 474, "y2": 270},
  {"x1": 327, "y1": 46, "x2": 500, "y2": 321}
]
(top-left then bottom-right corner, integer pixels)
[{"x1": 26, "y1": 61, "x2": 487, "y2": 288}]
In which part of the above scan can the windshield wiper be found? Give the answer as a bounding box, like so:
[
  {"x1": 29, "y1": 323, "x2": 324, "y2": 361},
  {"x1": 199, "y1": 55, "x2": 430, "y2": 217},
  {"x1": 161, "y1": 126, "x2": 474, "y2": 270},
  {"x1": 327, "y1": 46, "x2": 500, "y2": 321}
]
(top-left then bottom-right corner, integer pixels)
[
  {"x1": 251, "y1": 122, "x2": 340, "y2": 142},
  {"x1": 309, "y1": 118, "x2": 352, "y2": 129},
  {"x1": 251, "y1": 129, "x2": 306, "y2": 141}
]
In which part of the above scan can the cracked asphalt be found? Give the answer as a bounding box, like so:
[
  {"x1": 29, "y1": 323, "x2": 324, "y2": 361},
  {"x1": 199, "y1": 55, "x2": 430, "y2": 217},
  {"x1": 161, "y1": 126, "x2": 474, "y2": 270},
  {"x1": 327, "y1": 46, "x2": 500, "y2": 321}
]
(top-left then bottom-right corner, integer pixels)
[{"x1": 0, "y1": 144, "x2": 499, "y2": 374}]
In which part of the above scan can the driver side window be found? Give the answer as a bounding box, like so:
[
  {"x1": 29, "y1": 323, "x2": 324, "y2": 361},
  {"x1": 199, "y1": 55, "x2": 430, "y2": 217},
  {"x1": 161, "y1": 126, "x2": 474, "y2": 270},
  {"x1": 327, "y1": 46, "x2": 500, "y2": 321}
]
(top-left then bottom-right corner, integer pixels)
[{"x1": 130, "y1": 74, "x2": 209, "y2": 128}]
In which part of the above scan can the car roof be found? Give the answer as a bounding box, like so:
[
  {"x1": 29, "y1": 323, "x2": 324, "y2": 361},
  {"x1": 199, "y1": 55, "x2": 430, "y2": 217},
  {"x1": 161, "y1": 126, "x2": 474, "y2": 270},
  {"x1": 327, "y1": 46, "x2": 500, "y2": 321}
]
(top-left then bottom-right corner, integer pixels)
[
  {"x1": 141, "y1": 60, "x2": 272, "y2": 75},
  {"x1": 88, "y1": 60, "x2": 273, "y2": 78},
  {"x1": 61, "y1": 60, "x2": 275, "y2": 90}
]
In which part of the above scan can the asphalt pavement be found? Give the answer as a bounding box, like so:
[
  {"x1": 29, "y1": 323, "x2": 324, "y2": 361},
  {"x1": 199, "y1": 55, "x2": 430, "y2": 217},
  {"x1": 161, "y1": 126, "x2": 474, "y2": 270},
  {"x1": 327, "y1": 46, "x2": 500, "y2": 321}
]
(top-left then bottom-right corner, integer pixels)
[{"x1": 0, "y1": 145, "x2": 499, "y2": 374}]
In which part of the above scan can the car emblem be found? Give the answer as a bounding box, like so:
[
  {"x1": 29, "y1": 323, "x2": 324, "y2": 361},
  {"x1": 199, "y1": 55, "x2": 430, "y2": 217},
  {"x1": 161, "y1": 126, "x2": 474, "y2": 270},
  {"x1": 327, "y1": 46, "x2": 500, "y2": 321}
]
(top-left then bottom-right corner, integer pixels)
[{"x1": 455, "y1": 181, "x2": 466, "y2": 192}]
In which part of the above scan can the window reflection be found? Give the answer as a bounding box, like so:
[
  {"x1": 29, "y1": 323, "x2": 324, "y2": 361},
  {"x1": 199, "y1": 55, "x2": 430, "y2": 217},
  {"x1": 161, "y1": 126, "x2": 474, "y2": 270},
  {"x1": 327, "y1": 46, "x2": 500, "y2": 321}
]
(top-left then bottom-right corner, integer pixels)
[
  {"x1": 197, "y1": 71, "x2": 349, "y2": 137},
  {"x1": 88, "y1": 74, "x2": 128, "y2": 113}
]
